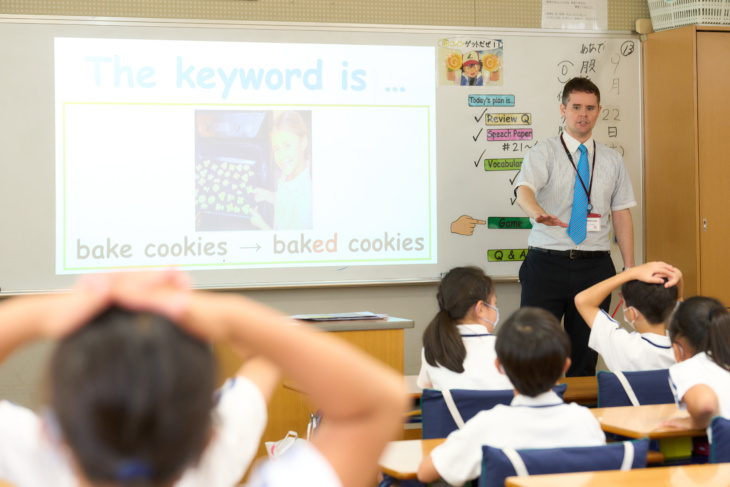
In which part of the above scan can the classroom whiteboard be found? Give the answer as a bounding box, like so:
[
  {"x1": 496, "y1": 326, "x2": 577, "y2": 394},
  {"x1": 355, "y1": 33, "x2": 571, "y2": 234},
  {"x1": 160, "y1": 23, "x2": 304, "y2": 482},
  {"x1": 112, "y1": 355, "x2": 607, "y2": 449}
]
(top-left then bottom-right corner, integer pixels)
[{"x1": 0, "y1": 16, "x2": 642, "y2": 292}]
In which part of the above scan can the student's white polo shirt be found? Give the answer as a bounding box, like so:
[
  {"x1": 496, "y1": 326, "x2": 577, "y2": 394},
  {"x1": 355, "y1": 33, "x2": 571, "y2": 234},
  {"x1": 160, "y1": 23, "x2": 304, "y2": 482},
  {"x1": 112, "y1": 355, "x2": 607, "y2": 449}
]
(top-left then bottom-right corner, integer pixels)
[
  {"x1": 417, "y1": 324, "x2": 513, "y2": 390},
  {"x1": 430, "y1": 390, "x2": 606, "y2": 486},
  {"x1": 670, "y1": 352, "x2": 730, "y2": 421},
  {"x1": 0, "y1": 377, "x2": 267, "y2": 487},
  {"x1": 588, "y1": 310, "x2": 675, "y2": 372}
]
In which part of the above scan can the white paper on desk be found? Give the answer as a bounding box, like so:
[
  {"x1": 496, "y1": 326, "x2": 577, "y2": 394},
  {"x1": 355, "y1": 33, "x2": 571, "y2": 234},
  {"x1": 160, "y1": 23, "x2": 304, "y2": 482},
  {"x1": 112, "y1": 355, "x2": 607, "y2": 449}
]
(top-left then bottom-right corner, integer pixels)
[
  {"x1": 379, "y1": 440, "x2": 424, "y2": 475},
  {"x1": 290, "y1": 312, "x2": 387, "y2": 321}
]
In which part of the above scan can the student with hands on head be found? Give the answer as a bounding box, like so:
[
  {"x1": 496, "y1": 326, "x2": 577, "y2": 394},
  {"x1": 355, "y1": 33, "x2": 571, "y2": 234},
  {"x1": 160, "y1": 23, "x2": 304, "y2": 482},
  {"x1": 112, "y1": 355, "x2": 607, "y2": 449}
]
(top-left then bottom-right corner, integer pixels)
[
  {"x1": 0, "y1": 270, "x2": 407, "y2": 487},
  {"x1": 574, "y1": 261, "x2": 682, "y2": 372},
  {"x1": 662, "y1": 297, "x2": 730, "y2": 432}
]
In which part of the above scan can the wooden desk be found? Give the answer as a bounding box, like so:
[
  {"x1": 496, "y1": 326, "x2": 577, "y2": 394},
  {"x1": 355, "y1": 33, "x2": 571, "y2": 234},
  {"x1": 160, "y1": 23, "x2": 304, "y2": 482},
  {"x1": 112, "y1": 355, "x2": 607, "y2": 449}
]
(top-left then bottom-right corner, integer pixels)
[
  {"x1": 214, "y1": 316, "x2": 414, "y2": 477},
  {"x1": 378, "y1": 438, "x2": 445, "y2": 480},
  {"x1": 590, "y1": 404, "x2": 706, "y2": 439},
  {"x1": 505, "y1": 463, "x2": 730, "y2": 487},
  {"x1": 378, "y1": 438, "x2": 666, "y2": 481},
  {"x1": 558, "y1": 376, "x2": 598, "y2": 406}
]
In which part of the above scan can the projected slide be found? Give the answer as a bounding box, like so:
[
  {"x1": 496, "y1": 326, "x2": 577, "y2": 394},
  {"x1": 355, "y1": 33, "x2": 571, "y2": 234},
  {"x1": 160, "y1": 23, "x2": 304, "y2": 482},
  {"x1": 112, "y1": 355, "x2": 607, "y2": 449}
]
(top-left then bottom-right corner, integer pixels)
[{"x1": 54, "y1": 38, "x2": 436, "y2": 273}]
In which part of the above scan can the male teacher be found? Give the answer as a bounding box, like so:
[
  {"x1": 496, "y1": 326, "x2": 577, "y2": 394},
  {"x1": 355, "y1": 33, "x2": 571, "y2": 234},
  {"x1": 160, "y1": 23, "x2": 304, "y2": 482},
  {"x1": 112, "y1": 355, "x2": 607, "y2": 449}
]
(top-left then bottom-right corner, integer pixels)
[{"x1": 513, "y1": 77, "x2": 636, "y2": 377}]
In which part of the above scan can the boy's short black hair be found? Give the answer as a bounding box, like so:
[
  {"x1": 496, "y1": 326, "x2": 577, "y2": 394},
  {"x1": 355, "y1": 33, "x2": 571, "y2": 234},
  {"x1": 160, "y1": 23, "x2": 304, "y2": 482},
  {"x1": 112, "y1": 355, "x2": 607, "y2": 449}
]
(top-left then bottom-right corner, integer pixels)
[
  {"x1": 621, "y1": 278, "x2": 678, "y2": 324},
  {"x1": 561, "y1": 77, "x2": 601, "y2": 106},
  {"x1": 495, "y1": 307, "x2": 570, "y2": 397}
]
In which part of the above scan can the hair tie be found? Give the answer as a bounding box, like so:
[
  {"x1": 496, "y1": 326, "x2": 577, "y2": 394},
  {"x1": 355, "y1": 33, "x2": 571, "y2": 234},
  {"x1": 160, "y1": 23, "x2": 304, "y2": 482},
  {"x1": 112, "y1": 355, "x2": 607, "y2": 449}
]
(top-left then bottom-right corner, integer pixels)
[{"x1": 116, "y1": 460, "x2": 153, "y2": 482}]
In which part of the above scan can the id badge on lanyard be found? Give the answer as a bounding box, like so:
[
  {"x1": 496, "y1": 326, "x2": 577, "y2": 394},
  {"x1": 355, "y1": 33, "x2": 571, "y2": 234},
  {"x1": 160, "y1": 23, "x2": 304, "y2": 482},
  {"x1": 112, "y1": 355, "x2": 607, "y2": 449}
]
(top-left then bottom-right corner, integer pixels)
[{"x1": 587, "y1": 213, "x2": 601, "y2": 232}]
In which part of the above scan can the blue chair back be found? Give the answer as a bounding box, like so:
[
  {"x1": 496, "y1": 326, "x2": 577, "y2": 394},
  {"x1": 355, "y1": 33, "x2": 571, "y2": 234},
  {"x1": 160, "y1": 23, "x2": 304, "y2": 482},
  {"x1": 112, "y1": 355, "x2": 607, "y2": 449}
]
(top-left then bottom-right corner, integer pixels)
[
  {"x1": 710, "y1": 416, "x2": 730, "y2": 463},
  {"x1": 421, "y1": 384, "x2": 567, "y2": 440},
  {"x1": 597, "y1": 369, "x2": 674, "y2": 407},
  {"x1": 479, "y1": 439, "x2": 650, "y2": 487}
]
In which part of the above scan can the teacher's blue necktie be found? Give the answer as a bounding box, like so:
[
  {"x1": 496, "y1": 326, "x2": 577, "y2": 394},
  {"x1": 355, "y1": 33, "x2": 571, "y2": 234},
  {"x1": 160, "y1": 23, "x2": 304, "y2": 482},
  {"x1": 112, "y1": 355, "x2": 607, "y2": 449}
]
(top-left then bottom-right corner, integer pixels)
[{"x1": 567, "y1": 144, "x2": 589, "y2": 245}]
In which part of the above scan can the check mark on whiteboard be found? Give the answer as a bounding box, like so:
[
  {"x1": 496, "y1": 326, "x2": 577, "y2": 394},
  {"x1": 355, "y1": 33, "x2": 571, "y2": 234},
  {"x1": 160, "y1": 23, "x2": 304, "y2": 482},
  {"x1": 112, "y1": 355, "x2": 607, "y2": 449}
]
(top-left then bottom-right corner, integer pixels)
[
  {"x1": 509, "y1": 170, "x2": 521, "y2": 185},
  {"x1": 474, "y1": 109, "x2": 488, "y2": 122},
  {"x1": 472, "y1": 128, "x2": 483, "y2": 142},
  {"x1": 474, "y1": 149, "x2": 486, "y2": 167}
]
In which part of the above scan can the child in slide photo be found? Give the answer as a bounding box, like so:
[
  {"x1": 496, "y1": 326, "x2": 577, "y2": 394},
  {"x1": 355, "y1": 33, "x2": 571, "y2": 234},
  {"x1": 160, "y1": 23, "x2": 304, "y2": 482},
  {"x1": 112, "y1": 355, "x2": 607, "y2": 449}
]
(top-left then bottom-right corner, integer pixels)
[
  {"x1": 0, "y1": 271, "x2": 406, "y2": 487},
  {"x1": 251, "y1": 110, "x2": 313, "y2": 231}
]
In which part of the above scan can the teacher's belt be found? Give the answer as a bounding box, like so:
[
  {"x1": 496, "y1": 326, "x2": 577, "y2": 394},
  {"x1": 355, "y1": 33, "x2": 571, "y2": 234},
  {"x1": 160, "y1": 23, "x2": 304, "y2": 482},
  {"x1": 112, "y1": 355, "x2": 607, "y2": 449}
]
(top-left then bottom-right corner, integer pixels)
[{"x1": 528, "y1": 247, "x2": 610, "y2": 259}]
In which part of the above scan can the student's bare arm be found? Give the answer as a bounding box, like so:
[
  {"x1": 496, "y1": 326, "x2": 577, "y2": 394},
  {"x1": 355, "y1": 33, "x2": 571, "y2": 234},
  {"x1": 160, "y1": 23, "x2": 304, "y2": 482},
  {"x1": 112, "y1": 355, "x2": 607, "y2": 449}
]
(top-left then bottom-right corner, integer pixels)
[
  {"x1": 227, "y1": 341, "x2": 281, "y2": 403},
  {"x1": 417, "y1": 454, "x2": 440, "y2": 483},
  {"x1": 574, "y1": 262, "x2": 676, "y2": 328},
  {"x1": 182, "y1": 294, "x2": 407, "y2": 487},
  {"x1": 662, "y1": 384, "x2": 718, "y2": 430},
  {"x1": 0, "y1": 285, "x2": 108, "y2": 366}
]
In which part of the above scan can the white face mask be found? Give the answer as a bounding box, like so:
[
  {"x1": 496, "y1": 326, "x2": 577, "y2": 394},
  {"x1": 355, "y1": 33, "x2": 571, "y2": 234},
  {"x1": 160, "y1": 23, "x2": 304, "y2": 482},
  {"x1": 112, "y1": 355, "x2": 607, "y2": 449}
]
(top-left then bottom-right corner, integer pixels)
[
  {"x1": 623, "y1": 306, "x2": 638, "y2": 328},
  {"x1": 477, "y1": 302, "x2": 500, "y2": 328}
]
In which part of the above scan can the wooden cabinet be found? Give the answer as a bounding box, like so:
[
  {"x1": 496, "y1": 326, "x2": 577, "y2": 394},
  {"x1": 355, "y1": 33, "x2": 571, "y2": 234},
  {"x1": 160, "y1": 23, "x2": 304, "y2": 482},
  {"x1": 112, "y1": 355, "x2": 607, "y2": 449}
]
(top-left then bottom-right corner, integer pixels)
[{"x1": 644, "y1": 25, "x2": 730, "y2": 303}]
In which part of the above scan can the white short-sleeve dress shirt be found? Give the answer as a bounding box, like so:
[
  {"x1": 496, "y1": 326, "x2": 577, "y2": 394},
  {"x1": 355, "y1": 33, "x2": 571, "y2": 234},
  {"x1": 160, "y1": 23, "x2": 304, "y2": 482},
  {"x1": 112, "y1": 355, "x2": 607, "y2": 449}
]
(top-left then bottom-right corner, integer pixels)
[{"x1": 513, "y1": 133, "x2": 636, "y2": 251}]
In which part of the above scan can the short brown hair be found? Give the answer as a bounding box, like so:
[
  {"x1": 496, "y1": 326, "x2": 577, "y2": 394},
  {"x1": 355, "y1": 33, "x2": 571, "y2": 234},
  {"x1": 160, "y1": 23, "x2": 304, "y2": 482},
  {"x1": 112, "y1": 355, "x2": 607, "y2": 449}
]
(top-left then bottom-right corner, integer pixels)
[{"x1": 561, "y1": 77, "x2": 601, "y2": 106}]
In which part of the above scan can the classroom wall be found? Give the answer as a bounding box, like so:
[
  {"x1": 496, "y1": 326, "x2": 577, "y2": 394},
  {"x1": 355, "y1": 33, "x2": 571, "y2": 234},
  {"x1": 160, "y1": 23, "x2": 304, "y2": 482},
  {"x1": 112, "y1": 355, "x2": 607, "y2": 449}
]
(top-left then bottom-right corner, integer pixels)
[
  {"x1": 0, "y1": 0, "x2": 650, "y2": 408},
  {"x1": 1, "y1": 0, "x2": 649, "y2": 30}
]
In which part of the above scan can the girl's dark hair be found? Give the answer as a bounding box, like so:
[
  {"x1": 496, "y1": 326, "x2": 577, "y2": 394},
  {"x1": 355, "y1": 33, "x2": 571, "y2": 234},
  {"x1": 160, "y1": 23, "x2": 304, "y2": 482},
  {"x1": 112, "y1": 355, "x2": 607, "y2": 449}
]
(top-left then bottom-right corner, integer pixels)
[
  {"x1": 422, "y1": 266, "x2": 494, "y2": 373},
  {"x1": 48, "y1": 306, "x2": 217, "y2": 486},
  {"x1": 669, "y1": 296, "x2": 730, "y2": 372},
  {"x1": 495, "y1": 307, "x2": 571, "y2": 397}
]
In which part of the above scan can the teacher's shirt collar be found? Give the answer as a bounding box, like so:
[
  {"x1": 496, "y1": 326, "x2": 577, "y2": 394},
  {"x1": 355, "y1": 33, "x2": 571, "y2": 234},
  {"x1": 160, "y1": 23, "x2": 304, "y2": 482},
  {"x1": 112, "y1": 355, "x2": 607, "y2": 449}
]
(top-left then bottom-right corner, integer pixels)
[{"x1": 562, "y1": 131, "x2": 594, "y2": 157}]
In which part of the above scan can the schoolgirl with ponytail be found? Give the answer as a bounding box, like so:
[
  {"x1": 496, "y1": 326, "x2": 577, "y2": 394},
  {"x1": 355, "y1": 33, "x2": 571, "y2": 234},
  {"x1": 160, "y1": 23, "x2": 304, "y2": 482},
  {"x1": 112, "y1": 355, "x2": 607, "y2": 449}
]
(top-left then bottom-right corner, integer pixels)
[
  {"x1": 416, "y1": 266, "x2": 512, "y2": 390},
  {"x1": 664, "y1": 296, "x2": 730, "y2": 430}
]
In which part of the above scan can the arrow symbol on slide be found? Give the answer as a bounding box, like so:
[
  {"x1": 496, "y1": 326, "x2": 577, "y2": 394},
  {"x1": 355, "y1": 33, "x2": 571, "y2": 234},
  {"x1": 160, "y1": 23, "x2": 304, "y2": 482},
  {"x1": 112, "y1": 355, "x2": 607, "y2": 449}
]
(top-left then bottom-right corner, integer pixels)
[
  {"x1": 472, "y1": 128, "x2": 483, "y2": 142},
  {"x1": 474, "y1": 149, "x2": 486, "y2": 167},
  {"x1": 239, "y1": 244, "x2": 262, "y2": 252}
]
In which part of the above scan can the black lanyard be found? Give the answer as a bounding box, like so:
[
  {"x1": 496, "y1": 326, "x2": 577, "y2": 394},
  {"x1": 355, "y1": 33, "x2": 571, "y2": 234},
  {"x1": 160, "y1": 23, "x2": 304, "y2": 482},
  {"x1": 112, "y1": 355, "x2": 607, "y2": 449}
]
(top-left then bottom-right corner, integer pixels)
[{"x1": 560, "y1": 134, "x2": 596, "y2": 211}]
